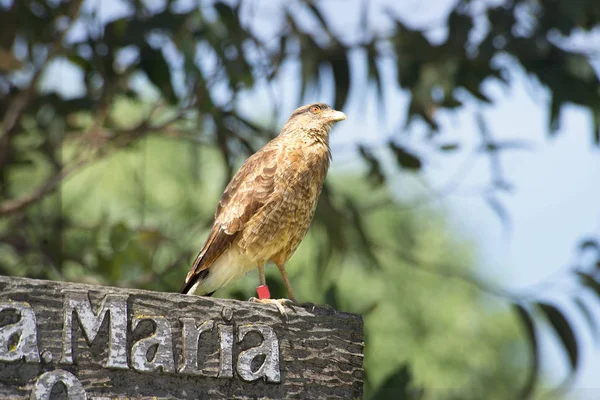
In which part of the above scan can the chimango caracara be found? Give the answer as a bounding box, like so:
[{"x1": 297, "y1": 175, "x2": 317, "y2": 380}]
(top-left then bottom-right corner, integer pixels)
[{"x1": 180, "y1": 103, "x2": 346, "y2": 313}]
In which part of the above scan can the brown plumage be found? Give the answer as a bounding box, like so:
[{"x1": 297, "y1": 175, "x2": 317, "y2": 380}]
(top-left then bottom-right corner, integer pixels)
[{"x1": 180, "y1": 103, "x2": 346, "y2": 307}]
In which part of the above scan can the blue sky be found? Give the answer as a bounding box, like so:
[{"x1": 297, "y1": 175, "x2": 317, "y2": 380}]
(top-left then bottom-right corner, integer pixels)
[
  {"x1": 311, "y1": 0, "x2": 600, "y2": 394},
  {"x1": 41, "y1": 0, "x2": 600, "y2": 396}
]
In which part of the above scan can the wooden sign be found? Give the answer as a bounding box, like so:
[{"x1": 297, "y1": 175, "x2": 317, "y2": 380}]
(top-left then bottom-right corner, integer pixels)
[{"x1": 0, "y1": 276, "x2": 364, "y2": 399}]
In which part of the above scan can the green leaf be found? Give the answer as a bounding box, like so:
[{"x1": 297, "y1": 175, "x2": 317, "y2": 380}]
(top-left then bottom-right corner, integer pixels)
[
  {"x1": 579, "y1": 239, "x2": 599, "y2": 252},
  {"x1": 549, "y1": 94, "x2": 562, "y2": 133},
  {"x1": 576, "y1": 271, "x2": 600, "y2": 298},
  {"x1": 573, "y1": 298, "x2": 599, "y2": 344},
  {"x1": 438, "y1": 143, "x2": 460, "y2": 151},
  {"x1": 594, "y1": 111, "x2": 600, "y2": 145},
  {"x1": 537, "y1": 302, "x2": 579, "y2": 372},
  {"x1": 109, "y1": 222, "x2": 131, "y2": 252},
  {"x1": 463, "y1": 84, "x2": 492, "y2": 103},
  {"x1": 139, "y1": 45, "x2": 177, "y2": 104},
  {"x1": 66, "y1": 54, "x2": 92, "y2": 73},
  {"x1": 324, "y1": 284, "x2": 340, "y2": 310},
  {"x1": 296, "y1": 31, "x2": 321, "y2": 103},
  {"x1": 104, "y1": 17, "x2": 131, "y2": 44},
  {"x1": 389, "y1": 142, "x2": 422, "y2": 170},
  {"x1": 306, "y1": 3, "x2": 329, "y2": 30},
  {"x1": 513, "y1": 304, "x2": 538, "y2": 400},
  {"x1": 480, "y1": 139, "x2": 533, "y2": 153},
  {"x1": 371, "y1": 364, "x2": 423, "y2": 400},
  {"x1": 447, "y1": 10, "x2": 473, "y2": 49},
  {"x1": 214, "y1": 1, "x2": 241, "y2": 35},
  {"x1": 331, "y1": 50, "x2": 350, "y2": 111},
  {"x1": 366, "y1": 40, "x2": 385, "y2": 116},
  {"x1": 441, "y1": 94, "x2": 463, "y2": 109}
]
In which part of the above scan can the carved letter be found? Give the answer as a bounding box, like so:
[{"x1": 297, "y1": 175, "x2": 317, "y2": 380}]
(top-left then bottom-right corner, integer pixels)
[
  {"x1": 0, "y1": 301, "x2": 40, "y2": 363},
  {"x1": 237, "y1": 324, "x2": 280, "y2": 383},
  {"x1": 60, "y1": 292, "x2": 128, "y2": 369},
  {"x1": 131, "y1": 316, "x2": 175, "y2": 373},
  {"x1": 217, "y1": 324, "x2": 233, "y2": 378},
  {"x1": 30, "y1": 370, "x2": 87, "y2": 400},
  {"x1": 178, "y1": 318, "x2": 214, "y2": 375}
]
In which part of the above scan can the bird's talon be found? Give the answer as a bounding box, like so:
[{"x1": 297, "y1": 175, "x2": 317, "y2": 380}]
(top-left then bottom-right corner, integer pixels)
[{"x1": 249, "y1": 297, "x2": 295, "y2": 316}]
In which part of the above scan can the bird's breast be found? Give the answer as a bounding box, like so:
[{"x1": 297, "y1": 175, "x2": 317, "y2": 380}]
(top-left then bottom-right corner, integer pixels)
[{"x1": 237, "y1": 141, "x2": 330, "y2": 263}]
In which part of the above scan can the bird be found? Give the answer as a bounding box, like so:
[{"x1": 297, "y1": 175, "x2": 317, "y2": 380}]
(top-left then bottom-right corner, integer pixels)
[{"x1": 180, "y1": 103, "x2": 346, "y2": 313}]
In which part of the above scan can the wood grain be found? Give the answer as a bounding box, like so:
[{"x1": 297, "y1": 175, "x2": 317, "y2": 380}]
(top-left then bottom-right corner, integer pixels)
[{"x1": 0, "y1": 276, "x2": 363, "y2": 399}]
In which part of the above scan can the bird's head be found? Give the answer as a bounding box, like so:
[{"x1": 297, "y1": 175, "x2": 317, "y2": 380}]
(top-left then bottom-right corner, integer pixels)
[{"x1": 281, "y1": 103, "x2": 347, "y2": 137}]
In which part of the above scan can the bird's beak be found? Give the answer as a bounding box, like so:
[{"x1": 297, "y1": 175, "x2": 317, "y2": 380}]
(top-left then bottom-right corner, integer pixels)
[{"x1": 326, "y1": 109, "x2": 347, "y2": 122}]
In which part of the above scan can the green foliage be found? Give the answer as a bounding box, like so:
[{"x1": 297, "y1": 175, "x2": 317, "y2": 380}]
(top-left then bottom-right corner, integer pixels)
[
  {"x1": 1, "y1": 0, "x2": 600, "y2": 398},
  {"x1": 1, "y1": 132, "x2": 528, "y2": 399}
]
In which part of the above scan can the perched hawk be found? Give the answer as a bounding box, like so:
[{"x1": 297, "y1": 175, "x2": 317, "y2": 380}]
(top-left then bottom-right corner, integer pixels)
[{"x1": 180, "y1": 103, "x2": 346, "y2": 312}]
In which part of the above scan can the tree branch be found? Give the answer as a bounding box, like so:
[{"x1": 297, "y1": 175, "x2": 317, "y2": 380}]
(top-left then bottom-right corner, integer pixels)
[
  {"x1": 0, "y1": 0, "x2": 83, "y2": 170},
  {"x1": 0, "y1": 109, "x2": 187, "y2": 217},
  {"x1": 0, "y1": 158, "x2": 87, "y2": 216}
]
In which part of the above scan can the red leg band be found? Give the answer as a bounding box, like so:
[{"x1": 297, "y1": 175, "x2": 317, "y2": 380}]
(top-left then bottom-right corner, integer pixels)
[{"x1": 256, "y1": 285, "x2": 270, "y2": 300}]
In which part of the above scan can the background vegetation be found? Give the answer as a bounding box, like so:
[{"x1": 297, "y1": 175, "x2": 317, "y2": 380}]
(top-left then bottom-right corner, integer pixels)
[{"x1": 1, "y1": 0, "x2": 599, "y2": 399}]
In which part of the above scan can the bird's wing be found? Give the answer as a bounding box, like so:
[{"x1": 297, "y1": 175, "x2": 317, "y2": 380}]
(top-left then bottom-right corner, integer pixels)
[{"x1": 180, "y1": 147, "x2": 279, "y2": 293}]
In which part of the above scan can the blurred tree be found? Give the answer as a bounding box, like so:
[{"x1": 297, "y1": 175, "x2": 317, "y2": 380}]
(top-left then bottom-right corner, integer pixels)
[
  {"x1": 1, "y1": 0, "x2": 600, "y2": 398},
  {"x1": 6, "y1": 128, "x2": 529, "y2": 399}
]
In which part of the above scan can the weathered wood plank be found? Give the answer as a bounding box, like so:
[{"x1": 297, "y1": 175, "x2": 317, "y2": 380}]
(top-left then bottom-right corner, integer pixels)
[{"x1": 0, "y1": 276, "x2": 364, "y2": 399}]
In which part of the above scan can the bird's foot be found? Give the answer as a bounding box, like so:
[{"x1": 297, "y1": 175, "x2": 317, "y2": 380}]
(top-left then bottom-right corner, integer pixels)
[{"x1": 248, "y1": 297, "x2": 295, "y2": 316}]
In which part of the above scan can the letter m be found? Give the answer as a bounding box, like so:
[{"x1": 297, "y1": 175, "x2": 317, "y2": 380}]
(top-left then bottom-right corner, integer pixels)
[{"x1": 60, "y1": 292, "x2": 128, "y2": 369}]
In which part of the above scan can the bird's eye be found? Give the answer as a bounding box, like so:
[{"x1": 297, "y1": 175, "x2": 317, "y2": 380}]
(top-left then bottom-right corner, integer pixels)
[{"x1": 310, "y1": 105, "x2": 321, "y2": 114}]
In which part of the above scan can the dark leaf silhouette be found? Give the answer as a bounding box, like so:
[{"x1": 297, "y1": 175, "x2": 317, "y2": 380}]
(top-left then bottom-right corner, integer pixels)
[
  {"x1": 389, "y1": 142, "x2": 422, "y2": 170},
  {"x1": 576, "y1": 271, "x2": 600, "y2": 298},
  {"x1": 139, "y1": 45, "x2": 176, "y2": 104},
  {"x1": 537, "y1": 303, "x2": 579, "y2": 374},
  {"x1": 579, "y1": 239, "x2": 599, "y2": 252},
  {"x1": 574, "y1": 298, "x2": 599, "y2": 344},
  {"x1": 371, "y1": 364, "x2": 423, "y2": 400},
  {"x1": 324, "y1": 284, "x2": 340, "y2": 310},
  {"x1": 479, "y1": 140, "x2": 534, "y2": 153},
  {"x1": 330, "y1": 50, "x2": 350, "y2": 111},
  {"x1": 439, "y1": 143, "x2": 460, "y2": 151},
  {"x1": 366, "y1": 40, "x2": 385, "y2": 115},
  {"x1": 513, "y1": 304, "x2": 539, "y2": 400}
]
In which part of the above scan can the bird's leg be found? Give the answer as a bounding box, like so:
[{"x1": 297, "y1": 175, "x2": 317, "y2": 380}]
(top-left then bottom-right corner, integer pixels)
[
  {"x1": 276, "y1": 262, "x2": 297, "y2": 303},
  {"x1": 249, "y1": 263, "x2": 294, "y2": 316},
  {"x1": 258, "y1": 263, "x2": 266, "y2": 286}
]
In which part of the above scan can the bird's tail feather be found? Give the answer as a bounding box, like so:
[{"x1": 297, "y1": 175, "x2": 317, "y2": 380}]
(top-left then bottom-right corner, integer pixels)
[{"x1": 179, "y1": 269, "x2": 210, "y2": 295}]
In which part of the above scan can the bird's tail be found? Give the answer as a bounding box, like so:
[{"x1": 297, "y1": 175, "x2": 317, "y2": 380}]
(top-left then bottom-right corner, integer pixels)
[{"x1": 179, "y1": 269, "x2": 214, "y2": 296}]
